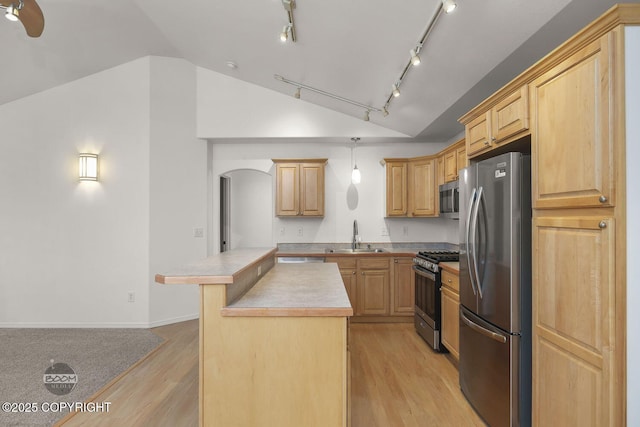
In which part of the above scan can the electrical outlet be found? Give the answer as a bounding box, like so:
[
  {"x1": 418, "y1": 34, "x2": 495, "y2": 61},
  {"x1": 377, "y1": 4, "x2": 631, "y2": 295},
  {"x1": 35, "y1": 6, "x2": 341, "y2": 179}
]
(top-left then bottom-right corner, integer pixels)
[
  {"x1": 193, "y1": 227, "x2": 204, "y2": 238},
  {"x1": 381, "y1": 226, "x2": 389, "y2": 236},
  {"x1": 297, "y1": 227, "x2": 303, "y2": 236},
  {"x1": 128, "y1": 292, "x2": 135, "y2": 303},
  {"x1": 403, "y1": 226, "x2": 409, "y2": 236},
  {"x1": 279, "y1": 227, "x2": 285, "y2": 236}
]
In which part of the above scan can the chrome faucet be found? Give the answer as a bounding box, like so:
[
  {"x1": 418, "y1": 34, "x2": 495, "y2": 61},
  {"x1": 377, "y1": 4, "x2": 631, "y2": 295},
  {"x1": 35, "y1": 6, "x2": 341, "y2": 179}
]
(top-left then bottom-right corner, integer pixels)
[{"x1": 352, "y1": 220, "x2": 360, "y2": 250}]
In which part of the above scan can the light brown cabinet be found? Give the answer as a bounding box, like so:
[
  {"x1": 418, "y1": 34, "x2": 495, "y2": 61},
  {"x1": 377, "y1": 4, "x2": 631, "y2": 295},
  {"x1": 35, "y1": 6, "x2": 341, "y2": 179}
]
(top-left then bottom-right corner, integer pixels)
[
  {"x1": 456, "y1": 6, "x2": 634, "y2": 426},
  {"x1": 529, "y1": 35, "x2": 614, "y2": 210},
  {"x1": 440, "y1": 268, "x2": 460, "y2": 360},
  {"x1": 462, "y1": 85, "x2": 529, "y2": 158},
  {"x1": 532, "y1": 216, "x2": 615, "y2": 427},
  {"x1": 336, "y1": 258, "x2": 358, "y2": 310},
  {"x1": 391, "y1": 257, "x2": 415, "y2": 316},
  {"x1": 444, "y1": 150, "x2": 457, "y2": 182},
  {"x1": 384, "y1": 160, "x2": 408, "y2": 216},
  {"x1": 357, "y1": 258, "x2": 390, "y2": 316},
  {"x1": 273, "y1": 159, "x2": 326, "y2": 217},
  {"x1": 408, "y1": 157, "x2": 436, "y2": 217},
  {"x1": 384, "y1": 158, "x2": 436, "y2": 217}
]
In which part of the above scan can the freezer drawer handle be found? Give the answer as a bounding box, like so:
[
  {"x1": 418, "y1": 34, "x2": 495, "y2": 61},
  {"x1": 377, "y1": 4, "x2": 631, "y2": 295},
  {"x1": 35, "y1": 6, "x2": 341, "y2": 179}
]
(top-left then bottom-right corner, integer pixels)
[{"x1": 461, "y1": 312, "x2": 507, "y2": 344}]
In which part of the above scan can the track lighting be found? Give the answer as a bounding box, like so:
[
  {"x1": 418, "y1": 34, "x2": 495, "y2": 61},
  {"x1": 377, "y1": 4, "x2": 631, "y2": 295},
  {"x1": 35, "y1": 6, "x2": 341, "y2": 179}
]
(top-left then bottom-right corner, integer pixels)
[
  {"x1": 442, "y1": 0, "x2": 457, "y2": 14},
  {"x1": 392, "y1": 84, "x2": 400, "y2": 98},
  {"x1": 294, "y1": 87, "x2": 301, "y2": 99},
  {"x1": 274, "y1": 74, "x2": 382, "y2": 118},
  {"x1": 410, "y1": 49, "x2": 421, "y2": 66},
  {"x1": 280, "y1": 24, "x2": 292, "y2": 42},
  {"x1": 382, "y1": 107, "x2": 389, "y2": 117},
  {"x1": 363, "y1": 110, "x2": 370, "y2": 122}
]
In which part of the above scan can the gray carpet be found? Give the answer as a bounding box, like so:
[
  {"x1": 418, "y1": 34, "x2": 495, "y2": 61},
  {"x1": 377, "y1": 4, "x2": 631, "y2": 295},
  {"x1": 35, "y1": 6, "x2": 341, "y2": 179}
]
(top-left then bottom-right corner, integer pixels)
[{"x1": 0, "y1": 328, "x2": 164, "y2": 427}]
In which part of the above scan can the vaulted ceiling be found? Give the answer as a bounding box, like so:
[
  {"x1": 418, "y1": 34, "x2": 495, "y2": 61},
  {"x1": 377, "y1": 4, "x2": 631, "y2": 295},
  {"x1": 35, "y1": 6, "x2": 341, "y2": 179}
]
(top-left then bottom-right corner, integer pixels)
[{"x1": 0, "y1": 0, "x2": 632, "y2": 141}]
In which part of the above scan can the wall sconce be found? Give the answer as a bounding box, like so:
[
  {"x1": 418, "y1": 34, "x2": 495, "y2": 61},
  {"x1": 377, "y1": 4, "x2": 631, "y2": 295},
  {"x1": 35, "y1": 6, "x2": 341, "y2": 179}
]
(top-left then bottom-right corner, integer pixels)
[{"x1": 78, "y1": 153, "x2": 99, "y2": 181}]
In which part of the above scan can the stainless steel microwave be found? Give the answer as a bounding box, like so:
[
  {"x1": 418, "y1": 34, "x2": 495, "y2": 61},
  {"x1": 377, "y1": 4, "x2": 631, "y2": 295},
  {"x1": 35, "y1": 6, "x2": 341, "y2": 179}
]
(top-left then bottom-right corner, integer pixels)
[{"x1": 439, "y1": 180, "x2": 459, "y2": 219}]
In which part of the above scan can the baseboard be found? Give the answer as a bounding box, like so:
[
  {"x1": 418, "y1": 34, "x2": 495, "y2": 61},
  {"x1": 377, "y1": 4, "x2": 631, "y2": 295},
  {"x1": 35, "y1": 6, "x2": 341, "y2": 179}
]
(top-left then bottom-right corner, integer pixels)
[
  {"x1": 148, "y1": 313, "x2": 199, "y2": 328},
  {"x1": 0, "y1": 321, "x2": 151, "y2": 328},
  {"x1": 0, "y1": 313, "x2": 199, "y2": 329}
]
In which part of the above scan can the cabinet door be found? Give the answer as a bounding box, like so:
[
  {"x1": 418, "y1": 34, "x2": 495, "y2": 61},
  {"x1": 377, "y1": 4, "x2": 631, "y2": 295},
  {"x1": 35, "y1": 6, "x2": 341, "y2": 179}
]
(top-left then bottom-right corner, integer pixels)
[
  {"x1": 391, "y1": 258, "x2": 415, "y2": 315},
  {"x1": 275, "y1": 163, "x2": 299, "y2": 216},
  {"x1": 409, "y1": 158, "x2": 436, "y2": 217},
  {"x1": 533, "y1": 216, "x2": 616, "y2": 427},
  {"x1": 491, "y1": 85, "x2": 529, "y2": 142},
  {"x1": 358, "y1": 269, "x2": 390, "y2": 315},
  {"x1": 444, "y1": 150, "x2": 457, "y2": 183},
  {"x1": 300, "y1": 163, "x2": 325, "y2": 216},
  {"x1": 456, "y1": 146, "x2": 467, "y2": 175},
  {"x1": 339, "y1": 267, "x2": 357, "y2": 312},
  {"x1": 385, "y1": 161, "x2": 407, "y2": 216},
  {"x1": 530, "y1": 34, "x2": 614, "y2": 209},
  {"x1": 441, "y1": 286, "x2": 459, "y2": 360},
  {"x1": 465, "y1": 112, "x2": 492, "y2": 157},
  {"x1": 437, "y1": 155, "x2": 445, "y2": 187}
]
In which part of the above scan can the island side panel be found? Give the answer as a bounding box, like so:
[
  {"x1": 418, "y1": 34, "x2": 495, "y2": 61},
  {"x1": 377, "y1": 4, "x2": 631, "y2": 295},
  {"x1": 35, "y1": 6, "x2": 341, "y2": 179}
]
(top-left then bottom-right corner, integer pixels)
[{"x1": 200, "y1": 308, "x2": 348, "y2": 427}]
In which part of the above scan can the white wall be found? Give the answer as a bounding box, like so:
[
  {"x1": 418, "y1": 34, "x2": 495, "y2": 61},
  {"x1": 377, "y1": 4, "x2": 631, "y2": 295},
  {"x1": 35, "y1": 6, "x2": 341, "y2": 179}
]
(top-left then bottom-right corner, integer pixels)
[
  {"x1": 209, "y1": 141, "x2": 459, "y2": 251},
  {"x1": 226, "y1": 170, "x2": 273, "y2": 249},
  {"x1": 148, "y1": 57, "x2": 206, "y2": 327},
  {"x1": 0, "y1": 57, "x2": 205, "y2": 327},
  {"x1": 626, "y1": 25, "x2": 640, "y2": 427},
  {"x1": 0, "y1": 59, "x2": 152, "y2": 327},
  {"x1": 196, "y1": 67, "x2": 409, "y2": 139}
]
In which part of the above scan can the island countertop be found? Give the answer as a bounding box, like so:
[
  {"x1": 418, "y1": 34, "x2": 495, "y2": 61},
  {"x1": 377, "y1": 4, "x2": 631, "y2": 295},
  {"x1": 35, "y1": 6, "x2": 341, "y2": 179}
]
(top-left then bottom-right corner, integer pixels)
[
  {"x1": 221, "y1": 262, "x2": 353, "y2": 317},
  {"x1": 155, "y1": 247, "x2": 277, "y2": 285}
]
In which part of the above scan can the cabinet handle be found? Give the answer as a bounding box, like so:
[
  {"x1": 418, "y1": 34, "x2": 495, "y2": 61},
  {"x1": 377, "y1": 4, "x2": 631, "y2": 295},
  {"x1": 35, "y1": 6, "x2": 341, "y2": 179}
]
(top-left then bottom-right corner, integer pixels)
[
  {"x1": 491, "y1": 136, "x2": 496, "y2": 142},
  {"x1": 599, "y1": 221, "x2": 607, "y2": 229},
  {"x1": 448, "y1": 279, "x2": 452, "y2": 283},
  {"x1": 484, "y1": 141, "x2": 490, "y2": 145},
  {"x1": 352, "y1": 271, "x2": 356, "y2": 275},
  {"x1": 599, "y1": 195, "x2": 608, "y2": 203},
  {"x1": 394, "y1": 259, "x2": 398, "y2": 263}
]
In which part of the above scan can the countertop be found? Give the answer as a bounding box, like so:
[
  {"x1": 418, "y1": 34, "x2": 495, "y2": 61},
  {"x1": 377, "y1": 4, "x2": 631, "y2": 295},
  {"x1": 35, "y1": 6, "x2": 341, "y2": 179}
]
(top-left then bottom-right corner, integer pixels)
[
  {"x1": 155, "y1": 247, "x2": 276, "y2": 284},
  {"x1": 440, "y1": 261, "x2": 460, "y2": 274},
  {"x1": 221, "y1": 263, "x2": 353, "y2": 317}
]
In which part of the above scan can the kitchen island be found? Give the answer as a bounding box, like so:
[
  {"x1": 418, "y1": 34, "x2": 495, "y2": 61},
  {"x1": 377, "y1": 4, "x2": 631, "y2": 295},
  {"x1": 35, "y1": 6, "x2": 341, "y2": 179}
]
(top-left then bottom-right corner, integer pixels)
[{"x1": 156, "y1": 248, "x2": 352, "y2": 427}]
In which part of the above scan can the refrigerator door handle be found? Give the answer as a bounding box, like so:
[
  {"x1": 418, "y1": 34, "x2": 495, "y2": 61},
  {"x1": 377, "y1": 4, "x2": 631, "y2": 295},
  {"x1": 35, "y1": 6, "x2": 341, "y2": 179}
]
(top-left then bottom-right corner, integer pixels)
[
  {"x1": 465, "y1": 188, "x2": 477, "y2": 296},
  {"x1": 461, "y1": 311, "x2": 507, "y2": 344},
  {"x1": 470, "y1": 186, "x2": 484, "y2": 299}
]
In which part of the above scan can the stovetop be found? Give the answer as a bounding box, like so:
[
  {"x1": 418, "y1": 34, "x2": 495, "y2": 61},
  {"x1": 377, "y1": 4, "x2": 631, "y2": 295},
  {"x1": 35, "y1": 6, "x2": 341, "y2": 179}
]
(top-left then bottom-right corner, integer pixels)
[{"x1": 416, "y1": 250, "x2": 460, "y2": 263}]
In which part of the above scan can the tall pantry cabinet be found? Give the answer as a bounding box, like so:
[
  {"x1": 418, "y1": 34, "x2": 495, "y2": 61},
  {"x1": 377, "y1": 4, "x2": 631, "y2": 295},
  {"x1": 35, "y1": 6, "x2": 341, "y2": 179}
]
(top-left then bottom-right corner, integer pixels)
[{"x1": 458, "y1": 5, "x2": 639, "y2": 426}]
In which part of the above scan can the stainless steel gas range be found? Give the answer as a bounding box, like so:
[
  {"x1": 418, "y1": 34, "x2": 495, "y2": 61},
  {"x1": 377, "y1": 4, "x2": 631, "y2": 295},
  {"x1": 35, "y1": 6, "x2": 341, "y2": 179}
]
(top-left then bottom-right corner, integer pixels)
[{"x1": 413, "y1": 250, "x2": 460, "y2": 351}]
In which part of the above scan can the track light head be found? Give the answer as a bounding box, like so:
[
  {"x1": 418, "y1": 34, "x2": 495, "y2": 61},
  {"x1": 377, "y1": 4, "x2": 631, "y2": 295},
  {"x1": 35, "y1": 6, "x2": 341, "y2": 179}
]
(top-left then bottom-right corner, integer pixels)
[
  {"x1": 382, "y1": 107, "x2": 389, "y2": 117},
  {"x1": 280, "y1": 24, "x2": 291, "y2": 42},
  {"x1": 363, "y1": 110, "x2": 370, "y2": 122},
  {"x1": 294, "y1": 87, "x2": 301, "y2": 99},
  {"x1": 410, "y1": 49, "x2": 421, "y2": 66},
  {"x1": 392, "y1": 84, "x2": 400, "y2": 98},
  {"x1": 442, "y1": 0, "x2": 457, "y2": 14}
]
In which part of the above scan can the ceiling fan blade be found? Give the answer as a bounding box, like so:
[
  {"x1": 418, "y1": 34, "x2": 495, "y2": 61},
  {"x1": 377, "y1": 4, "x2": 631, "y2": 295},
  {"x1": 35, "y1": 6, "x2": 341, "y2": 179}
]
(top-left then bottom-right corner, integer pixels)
[
  {"x1": 0, "y1": 0, "x2": 45, "y2": 37},
  {"x1": 19, "y1": 0, "x2": 44, "y2": 37}
]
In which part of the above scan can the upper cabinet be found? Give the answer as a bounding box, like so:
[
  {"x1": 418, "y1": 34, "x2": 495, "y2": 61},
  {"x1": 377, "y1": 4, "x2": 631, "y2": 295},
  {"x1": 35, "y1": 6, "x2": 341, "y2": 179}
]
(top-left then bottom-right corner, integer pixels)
[
  {"x1": 384, "y1": 157, "x2": 436, "y2": 218},
  {"x1": 461, "y1": 85, "x2": 529, "y2": 158},
  {"x1": 273, "y1": 159, "x2": 327, "y2": 217},
  {"x1": 530, "y1": 35, "x2": 614, "y2": 209},
  {"x1": 384, "y1": 160, "x2": 408, "y2": 216},
  {"x1": 440, "y1": 138, "x2": 466, "y2": 183}
]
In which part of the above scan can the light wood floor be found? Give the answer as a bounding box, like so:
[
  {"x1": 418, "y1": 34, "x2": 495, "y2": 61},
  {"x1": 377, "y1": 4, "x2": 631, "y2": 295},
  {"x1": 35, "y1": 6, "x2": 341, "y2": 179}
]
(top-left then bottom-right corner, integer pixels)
[{"x1": 59, "y1": 320, "x2": 484, "y2": 427}]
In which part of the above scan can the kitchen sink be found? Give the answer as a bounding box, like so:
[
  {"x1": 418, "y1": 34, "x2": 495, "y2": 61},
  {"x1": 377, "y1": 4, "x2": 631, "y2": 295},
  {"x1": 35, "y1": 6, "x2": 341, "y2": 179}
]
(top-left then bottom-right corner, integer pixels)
[{"x1": 325, "y1": 248, "x2": 387, "y2": 253}]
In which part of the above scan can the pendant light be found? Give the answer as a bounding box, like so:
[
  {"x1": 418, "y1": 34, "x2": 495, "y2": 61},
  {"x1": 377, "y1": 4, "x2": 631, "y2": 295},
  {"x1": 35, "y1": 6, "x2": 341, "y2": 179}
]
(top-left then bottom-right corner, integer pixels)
[{"x1": 351, "y1": 137, "x2": 361, "y2": 184}]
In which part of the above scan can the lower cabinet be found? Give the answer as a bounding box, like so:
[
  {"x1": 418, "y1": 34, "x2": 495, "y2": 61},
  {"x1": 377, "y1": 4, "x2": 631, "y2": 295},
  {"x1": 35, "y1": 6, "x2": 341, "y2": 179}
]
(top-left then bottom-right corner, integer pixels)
[
  {"x1": 440, "y1": 268, "x2": 460, "y2": 360},
  {"x1": 331, "y1": 256, "x2": 415, "y2": 320},
  {"x1": 391, "y1": 257, "x2": 415, "y2": 315},
  {"x1": 358, "y1": 258, "x2": 390, "y2": 316}
]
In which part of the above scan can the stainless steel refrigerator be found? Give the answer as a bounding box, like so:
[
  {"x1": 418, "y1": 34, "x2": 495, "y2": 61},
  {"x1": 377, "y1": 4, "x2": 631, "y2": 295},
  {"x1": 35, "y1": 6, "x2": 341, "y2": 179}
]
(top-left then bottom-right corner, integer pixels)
[{"x1": 458, "y1": 152, "x2": 531, "y2": 427}]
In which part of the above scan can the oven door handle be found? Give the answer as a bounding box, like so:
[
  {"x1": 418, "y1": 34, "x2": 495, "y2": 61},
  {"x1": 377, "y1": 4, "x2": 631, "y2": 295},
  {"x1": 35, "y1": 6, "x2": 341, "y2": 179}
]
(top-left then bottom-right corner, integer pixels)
[{"x1": 412, "y1": 265, "x2": 436, "y2": 280}]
